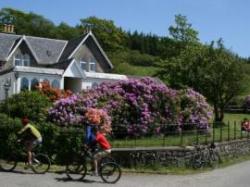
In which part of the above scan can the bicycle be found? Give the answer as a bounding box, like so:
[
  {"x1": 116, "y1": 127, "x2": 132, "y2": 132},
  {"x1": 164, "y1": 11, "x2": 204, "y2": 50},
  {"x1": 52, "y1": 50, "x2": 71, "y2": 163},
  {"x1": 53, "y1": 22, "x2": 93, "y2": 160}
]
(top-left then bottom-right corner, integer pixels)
[
  {"x1": 0, "y1": 139, "x2": 51, "y2": 174},
  {"x1": 190, "y1": 143, "x2": 221, "y2": 169},
  {"x1": 66, "y1": 147, "x2": 122, "y2": 184}
]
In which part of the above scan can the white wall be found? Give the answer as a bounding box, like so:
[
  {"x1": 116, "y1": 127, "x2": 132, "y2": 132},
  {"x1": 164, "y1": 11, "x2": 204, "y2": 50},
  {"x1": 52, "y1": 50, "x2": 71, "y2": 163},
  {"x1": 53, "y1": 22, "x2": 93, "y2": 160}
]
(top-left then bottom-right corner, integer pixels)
[{"x1": 0, "y1": 72, "x2": 16, "y2": 100}]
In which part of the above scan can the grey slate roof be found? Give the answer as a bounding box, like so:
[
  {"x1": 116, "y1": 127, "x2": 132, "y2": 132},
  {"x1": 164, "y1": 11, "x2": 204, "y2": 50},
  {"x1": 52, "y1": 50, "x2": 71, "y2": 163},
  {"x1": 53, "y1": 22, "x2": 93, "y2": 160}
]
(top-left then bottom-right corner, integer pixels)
[
  {"x1": 0, "y1": 33, "x2": 68, "y2": 63},
  {"x1": 49, "y1": 58, "x2": 73, "y2": 70},
  {"x1": 0, "y1": 33, "x2": 20, "y2": 61},
  {"x1": 25, "y1": 36, "x2": 67, "y2": 64},
  {"x1": 59, "y1": 34, "x2": 87, "y2": 61},
  {"x1": 0, "y1": 32, "x2": 113, "y2": 70}
]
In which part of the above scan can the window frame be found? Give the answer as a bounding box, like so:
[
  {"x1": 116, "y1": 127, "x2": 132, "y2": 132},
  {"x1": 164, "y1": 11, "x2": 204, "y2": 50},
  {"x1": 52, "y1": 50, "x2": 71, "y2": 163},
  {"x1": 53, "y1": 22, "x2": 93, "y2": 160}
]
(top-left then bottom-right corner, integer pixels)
[
  {"x1": 31, "y1": 78, "x2": 39, "y2": 91},
  {"x1": 20, "y1": 77, "x2": 29, "y2": 91},
  {"x1": 13, "y1": 53, "x2": 31, "y2": 67},
  {"x1": 89, "y1": 61, "x2": 96, "y2": 72},
  {"x1": 52, "y1": 79, "x2": 60, "y2": 89},
  {"x1": 23, "y1": 54, "x2": 31, "y2": 66},
  {"x1": 80, "y1": 60, "x2": 88, "y2": 71},
  {"x1": 14, "y1": 54, "x2": 22, "y2": 66}
]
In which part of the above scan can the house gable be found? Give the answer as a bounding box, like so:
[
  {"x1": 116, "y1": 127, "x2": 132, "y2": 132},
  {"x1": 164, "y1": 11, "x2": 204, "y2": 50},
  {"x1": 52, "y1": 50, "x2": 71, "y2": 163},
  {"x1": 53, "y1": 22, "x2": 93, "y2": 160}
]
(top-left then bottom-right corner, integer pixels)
[
  {"x1": 6, "y1": 36, "x2": 39, "y2": 62},
  {"x1": 63, "y1": 59, "x2": 86, "y2": 78},
  {"x1": 4, "y1": 40, "x2": 38, "y2": 70},
  {"x1": 70, "y1": 35, "x2": 113, "y2": 73}
]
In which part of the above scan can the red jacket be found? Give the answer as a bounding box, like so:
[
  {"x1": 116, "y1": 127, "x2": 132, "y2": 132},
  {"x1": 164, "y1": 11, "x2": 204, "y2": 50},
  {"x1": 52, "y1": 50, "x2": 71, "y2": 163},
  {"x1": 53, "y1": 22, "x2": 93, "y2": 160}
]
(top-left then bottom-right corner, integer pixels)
[{"x1": 96, "y1": 132, "x2": 111, "y2": 150}]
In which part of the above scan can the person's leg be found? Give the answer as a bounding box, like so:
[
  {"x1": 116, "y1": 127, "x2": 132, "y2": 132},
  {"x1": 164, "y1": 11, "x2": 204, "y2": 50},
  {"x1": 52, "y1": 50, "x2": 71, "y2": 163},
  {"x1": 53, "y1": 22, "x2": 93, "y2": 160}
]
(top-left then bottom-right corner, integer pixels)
[
  {"x1": 93, "y1": 152, "x2": 102, "y2": 175},
  {"x1": 93, "y1": 158, "x2": 98, "y2": 174},
  {"x1": 25, "y1": 141, "x2": 33, "y2": 165}
]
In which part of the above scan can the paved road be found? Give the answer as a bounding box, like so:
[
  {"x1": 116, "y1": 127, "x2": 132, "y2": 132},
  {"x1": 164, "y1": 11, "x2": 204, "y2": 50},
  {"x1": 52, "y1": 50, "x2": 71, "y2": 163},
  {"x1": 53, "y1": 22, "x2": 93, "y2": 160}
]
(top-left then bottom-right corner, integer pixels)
[{"x1": 1, "y1": 161, "x2": 250, "y2": 187}]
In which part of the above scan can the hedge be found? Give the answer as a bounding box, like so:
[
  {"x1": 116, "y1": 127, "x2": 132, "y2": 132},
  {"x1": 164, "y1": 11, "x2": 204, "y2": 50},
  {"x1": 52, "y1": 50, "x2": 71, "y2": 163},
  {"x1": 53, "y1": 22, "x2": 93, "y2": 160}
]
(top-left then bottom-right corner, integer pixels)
[{"x1": 0, "y1": 113, "x2": 85, "y2": 164}]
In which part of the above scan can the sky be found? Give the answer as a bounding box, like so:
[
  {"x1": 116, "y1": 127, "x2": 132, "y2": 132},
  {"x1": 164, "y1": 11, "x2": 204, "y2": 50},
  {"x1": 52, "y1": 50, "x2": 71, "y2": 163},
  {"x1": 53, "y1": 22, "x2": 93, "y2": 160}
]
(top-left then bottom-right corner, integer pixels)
[{"x1": 0, "y1": 0, "x2": 250, "y2": 58}]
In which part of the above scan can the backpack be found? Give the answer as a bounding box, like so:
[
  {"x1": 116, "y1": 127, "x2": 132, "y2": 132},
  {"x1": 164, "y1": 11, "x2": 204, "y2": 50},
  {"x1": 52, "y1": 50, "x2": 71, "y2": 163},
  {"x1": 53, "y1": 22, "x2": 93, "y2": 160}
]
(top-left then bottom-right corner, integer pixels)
[{"x1": 85, "y1": 125, "x2": 96, "y2": 146}]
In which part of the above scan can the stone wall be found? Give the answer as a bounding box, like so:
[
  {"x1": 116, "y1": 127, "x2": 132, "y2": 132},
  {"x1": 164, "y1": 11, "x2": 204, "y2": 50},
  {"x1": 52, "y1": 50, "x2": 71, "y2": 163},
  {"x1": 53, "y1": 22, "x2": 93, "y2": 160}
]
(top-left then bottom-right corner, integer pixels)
[{"x1": 111, "y1": 139, "x2": 250, "y2": 167}]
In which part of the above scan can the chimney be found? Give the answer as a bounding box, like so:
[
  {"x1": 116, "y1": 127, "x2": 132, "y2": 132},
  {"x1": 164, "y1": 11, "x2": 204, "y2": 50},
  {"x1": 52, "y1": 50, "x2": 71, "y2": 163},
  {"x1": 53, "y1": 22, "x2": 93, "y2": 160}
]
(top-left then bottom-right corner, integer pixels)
[{"x1": 2, "y1": 24, "x2": 15, "y2": 33}]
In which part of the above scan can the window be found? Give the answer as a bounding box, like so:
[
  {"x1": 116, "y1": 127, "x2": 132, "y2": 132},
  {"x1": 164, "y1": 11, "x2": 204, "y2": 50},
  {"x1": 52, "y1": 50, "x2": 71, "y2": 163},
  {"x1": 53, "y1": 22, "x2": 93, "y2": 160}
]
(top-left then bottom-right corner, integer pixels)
[
  {"x1": 23, "y1": 54, "x2": 30, "y2": 66},
  {"x1": 31, "y1": 78, "x2": 39, "y2": 91},
  {"x1": 52, "y1": 80, "x2": 60, "y2": 88},
  {"x1": 89, "y1": 62, "x2": 96, "y2": 72},
  {"x1": 80, "y1": 60, "x2": 88, "y2": 71},
  {"x1": 20, "y1": 77, "x2": 29, "y2": 91},
  {"x1": 14, "y1": 53, "x2": 31, "y2": 66},
  {"x1": 14, "y1": 54, "x2": 22, "y2": 66}
]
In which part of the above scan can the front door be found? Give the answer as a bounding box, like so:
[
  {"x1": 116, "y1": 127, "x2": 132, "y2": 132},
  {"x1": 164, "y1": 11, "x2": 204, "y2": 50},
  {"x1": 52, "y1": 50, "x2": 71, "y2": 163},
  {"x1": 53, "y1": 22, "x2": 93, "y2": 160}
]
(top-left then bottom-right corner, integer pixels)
[{"x1": 64, "y1": 77, "x2": 82, "y2": 93}]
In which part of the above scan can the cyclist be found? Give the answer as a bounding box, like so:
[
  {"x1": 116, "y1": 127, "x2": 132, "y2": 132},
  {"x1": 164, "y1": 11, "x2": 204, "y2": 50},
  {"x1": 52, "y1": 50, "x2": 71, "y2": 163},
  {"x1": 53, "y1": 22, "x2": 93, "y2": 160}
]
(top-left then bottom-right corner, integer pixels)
[
  {"x1": 18, "y1": 117, "x2": 42, "y2": 166},
  {"x1": 84, "y1": 123, "x2": 97, "y2": 152},
  {"x1": 91, "y1": 126, "x2": 112, "y2": 176}
]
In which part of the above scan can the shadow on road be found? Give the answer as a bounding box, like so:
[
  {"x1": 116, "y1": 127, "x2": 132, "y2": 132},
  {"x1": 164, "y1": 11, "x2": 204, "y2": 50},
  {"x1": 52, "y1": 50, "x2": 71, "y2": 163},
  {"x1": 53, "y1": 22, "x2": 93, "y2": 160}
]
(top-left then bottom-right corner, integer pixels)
[
  {"x1": 55, "y1": 177, "x2": 103, "y2": 184},
  {"x1": 0, "y1": 170, "x2": 36, "y2": 175}
]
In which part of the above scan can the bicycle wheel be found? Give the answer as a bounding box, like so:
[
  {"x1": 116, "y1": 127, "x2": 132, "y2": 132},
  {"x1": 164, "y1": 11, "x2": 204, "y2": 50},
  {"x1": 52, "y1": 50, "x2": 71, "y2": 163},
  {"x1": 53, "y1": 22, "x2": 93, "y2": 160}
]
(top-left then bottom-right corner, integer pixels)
[
  {"x1": 0, "y1": 155, "x2": 17, "y2": 172},
  {"x1": 100, "y1": 162, "x2": 122, "y2": 184},
  {"x1": 209, "y1": 151, "x2": 221, "y2": 168},
  {"x1": 31, "y1": 153, "x2": 51, "y2": 174},
  {"x1": 66, "y1": 162, "x2": 87, "y2": 180},
  {"x1": 190, "y1": 154, "x2": 202, "y2": 169}
]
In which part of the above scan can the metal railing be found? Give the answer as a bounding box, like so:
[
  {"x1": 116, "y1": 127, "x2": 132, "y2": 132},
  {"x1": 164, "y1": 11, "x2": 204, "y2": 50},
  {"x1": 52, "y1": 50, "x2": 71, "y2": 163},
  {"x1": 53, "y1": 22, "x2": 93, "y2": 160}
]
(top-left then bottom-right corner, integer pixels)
[
  {"x1": 0, "y1": 121, "x2": 248, "y2": 148},
  {"x1": 110, "y1": 121, "x2": 248, "y2": 147}
]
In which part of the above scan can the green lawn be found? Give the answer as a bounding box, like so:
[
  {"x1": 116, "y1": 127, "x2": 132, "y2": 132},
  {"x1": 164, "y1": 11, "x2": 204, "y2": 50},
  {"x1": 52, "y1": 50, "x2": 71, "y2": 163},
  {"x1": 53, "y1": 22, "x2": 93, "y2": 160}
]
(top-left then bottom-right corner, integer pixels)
[
  {"x1": 223, "y1": 113, "x2": 250, "y2": 123},
  {"x1": 110, "y1": 113, "x2": 250, "y2": 148}
]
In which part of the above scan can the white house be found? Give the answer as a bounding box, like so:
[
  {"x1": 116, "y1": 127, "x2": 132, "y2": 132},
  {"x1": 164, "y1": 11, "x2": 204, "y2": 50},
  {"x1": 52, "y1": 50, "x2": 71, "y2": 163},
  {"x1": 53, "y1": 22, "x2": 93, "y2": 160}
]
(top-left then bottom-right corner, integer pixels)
[{"x1": 0, "y1": 29, "x2": 128, "y2": 100}]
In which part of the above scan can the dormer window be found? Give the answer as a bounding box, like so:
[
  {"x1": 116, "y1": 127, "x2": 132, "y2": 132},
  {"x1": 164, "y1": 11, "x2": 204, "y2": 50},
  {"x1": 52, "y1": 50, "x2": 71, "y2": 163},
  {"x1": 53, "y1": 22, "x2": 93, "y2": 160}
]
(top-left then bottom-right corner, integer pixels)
[
  {"x1": 89, "y1": 62, "x2": 96, "y2": 72},
  {"x1": 14, "y1": 53, "x2": 31, "y2": 66},
  {"x1": 23, "y1": 54, "x2": 31, "y2": 66},
  {"x1": 80, "y1": 60, "x2": 88, "y2": 71},
  {"x1": 14, "y1": 54, "x2": 22, "y2": 66}
]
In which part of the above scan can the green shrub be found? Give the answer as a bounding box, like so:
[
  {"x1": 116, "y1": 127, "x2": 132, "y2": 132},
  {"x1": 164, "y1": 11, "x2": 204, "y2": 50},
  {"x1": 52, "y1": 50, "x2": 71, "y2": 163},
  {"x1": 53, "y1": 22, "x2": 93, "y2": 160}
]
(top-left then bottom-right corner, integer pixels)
[
  {"x1": 0, "y1": 113, "x2": 84, "y2": 164},
  {"x1": 0, "y1": 91, "x2": 51, "y2": 122}
]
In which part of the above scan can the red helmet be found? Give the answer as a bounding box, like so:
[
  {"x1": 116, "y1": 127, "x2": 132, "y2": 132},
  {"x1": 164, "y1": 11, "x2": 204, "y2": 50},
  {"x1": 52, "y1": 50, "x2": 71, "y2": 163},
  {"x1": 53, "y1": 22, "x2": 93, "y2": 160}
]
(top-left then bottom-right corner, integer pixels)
[{"x1": 21, "y1": 117, "x2": 29, "y2": 125}]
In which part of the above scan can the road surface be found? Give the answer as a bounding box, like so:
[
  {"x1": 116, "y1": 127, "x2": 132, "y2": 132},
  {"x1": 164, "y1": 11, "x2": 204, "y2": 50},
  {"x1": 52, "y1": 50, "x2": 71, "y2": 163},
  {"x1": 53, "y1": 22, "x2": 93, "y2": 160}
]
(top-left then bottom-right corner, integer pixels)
[{"x1": 1, "y1": 161, "x2": 250, "y2": 187}]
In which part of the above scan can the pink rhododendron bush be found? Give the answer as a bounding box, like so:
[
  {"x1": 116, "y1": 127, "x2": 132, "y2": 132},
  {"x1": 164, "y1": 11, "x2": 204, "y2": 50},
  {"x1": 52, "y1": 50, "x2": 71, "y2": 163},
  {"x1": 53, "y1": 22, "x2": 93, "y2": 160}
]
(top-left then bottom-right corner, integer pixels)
[
  {"x1": 48, "y1": 78, "x2": 213, "y2": 137},
  {"x1": 178, "y1": 88, "x2": 213, "y2": 130}
]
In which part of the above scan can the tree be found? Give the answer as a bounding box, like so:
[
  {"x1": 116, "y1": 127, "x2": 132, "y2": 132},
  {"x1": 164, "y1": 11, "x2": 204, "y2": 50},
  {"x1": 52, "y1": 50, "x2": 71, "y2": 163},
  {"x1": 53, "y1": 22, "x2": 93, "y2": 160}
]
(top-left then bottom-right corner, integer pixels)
[
  {"x1": 169, "y1": 14, "x2": 199, "y2": 44},
  {"x1": 157, "y1": 40, "x2": 244, "y2": 122},
  {"x1": 204, "y1": 40, "x2": 244, "y2": 122},
  {"x1": 0, "y1": 8, "x2": 56, "y2": 38},
  {"x1": 79, "y1": 16, "x2": 127, "y2": 52},
  {"x1": 53, "y1": 22, "x2": 80, "y2": 40}
]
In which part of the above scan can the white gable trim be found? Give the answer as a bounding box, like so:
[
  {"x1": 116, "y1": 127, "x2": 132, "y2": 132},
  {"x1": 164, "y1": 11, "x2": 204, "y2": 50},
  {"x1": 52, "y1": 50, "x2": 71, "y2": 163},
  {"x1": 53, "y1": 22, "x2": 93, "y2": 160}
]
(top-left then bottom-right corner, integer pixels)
[
  {"x1": 6, "y1": 35, "x2": 40, "y2": 62},
  {"x1": 6, "y1": 37, "x2": 23, "y2": 61},
  {"x1": 68, "y1": 32, "x2": 90, "y2": 59},
  {"x1": 89, "y1": 31, "x2": 113, "y2": 69},
  {"x1": 23, "y1": 36, "x2": 40, "y2": 62},
  {"x1": 63, "y1": 59, "x2": 86, "y2": 78},
  {"x1": 56, "y1": 41, "x2": 68, "y2": 62},
  {"x1": 67, "y1": 31, "x2": 113, "y2": 69}
]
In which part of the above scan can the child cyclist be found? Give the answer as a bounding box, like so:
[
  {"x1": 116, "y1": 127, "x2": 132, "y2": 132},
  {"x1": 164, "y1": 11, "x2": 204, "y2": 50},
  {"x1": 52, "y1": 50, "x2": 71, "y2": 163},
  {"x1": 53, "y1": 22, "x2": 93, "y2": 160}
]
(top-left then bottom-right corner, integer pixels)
[
  {"x1": 84, "y1": 108, "x2": 112, "y2": 176},
  {"x1": 92, "y1": 126, "x2": 112, "y2": 176},
  {"x1": 18, "y1": 117, "x2": 42, "y2": 166}
]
